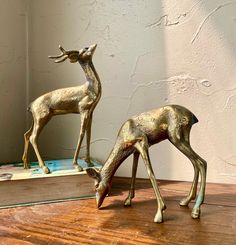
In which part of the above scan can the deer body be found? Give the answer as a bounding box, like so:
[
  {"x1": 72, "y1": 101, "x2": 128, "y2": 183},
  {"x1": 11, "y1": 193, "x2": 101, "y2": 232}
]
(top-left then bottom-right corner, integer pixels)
[
  {"x1": 22, "y1": 44, "x2": 101, "y2": 174},
  {"x1": 30, "y1": 83, "x2": 98, "y2": 115},
  {"x1": 87, "y1": 105, "x2": 207, "y2": 223}
]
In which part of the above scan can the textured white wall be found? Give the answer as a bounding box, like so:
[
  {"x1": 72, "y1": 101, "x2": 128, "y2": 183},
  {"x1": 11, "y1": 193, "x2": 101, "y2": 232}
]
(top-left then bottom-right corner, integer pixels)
[
  {"x1": 1, "y1": 0, "x2": 236, "y2": 184},
  {"x1": 0, "y1": 0, "x2": 28, "y2": 162},
  {"x1": 27, "y1": 0, "x2": 236, "y2": 184}
]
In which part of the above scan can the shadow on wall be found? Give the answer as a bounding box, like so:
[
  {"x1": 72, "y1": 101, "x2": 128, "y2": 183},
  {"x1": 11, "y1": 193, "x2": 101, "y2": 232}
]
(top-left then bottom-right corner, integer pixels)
[
  {"x1": 94, "y1": 1, "x2": 172, "y2": 180},
  {"x1": 0, "y1": 1, "x2": 28, "y2": 163}
]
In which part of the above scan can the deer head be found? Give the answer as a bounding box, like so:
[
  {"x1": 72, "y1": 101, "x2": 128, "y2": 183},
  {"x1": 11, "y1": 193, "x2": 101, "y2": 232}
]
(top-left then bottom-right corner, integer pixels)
[
  {"x1": 86, "y1": 168, "x2": 111, "y2": 208},
  {"x1": 49, "y1": 44, "x2": 97, "y2": 63}
]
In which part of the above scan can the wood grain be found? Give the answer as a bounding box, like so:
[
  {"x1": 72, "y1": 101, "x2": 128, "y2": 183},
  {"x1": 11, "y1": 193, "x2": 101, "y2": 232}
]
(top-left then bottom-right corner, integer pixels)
[{"x1": 0, "y1": 178, "x2": 235, "y2": 245}]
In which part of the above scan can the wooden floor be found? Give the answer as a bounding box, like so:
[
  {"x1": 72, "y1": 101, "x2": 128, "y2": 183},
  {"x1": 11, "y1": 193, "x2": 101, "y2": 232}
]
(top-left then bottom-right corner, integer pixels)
[{"x1": 0, "y1": 178, "x2": 235, "y2": 245}]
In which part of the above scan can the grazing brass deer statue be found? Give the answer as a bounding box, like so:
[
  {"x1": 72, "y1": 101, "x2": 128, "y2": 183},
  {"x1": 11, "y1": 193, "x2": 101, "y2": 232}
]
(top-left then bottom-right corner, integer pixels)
[
  {"x1": 22, "y1": 44, "x2": 101, "y2": 174},
  {"x1": 87, "y1": 105, "x2": 207, "y2": 223}
]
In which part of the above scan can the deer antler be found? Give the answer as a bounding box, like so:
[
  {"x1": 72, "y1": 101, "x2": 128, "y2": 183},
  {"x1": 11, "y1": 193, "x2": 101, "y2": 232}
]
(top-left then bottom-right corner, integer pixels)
[{"x1": 48, "y1": 45, "x2": 69, "y2": 63}]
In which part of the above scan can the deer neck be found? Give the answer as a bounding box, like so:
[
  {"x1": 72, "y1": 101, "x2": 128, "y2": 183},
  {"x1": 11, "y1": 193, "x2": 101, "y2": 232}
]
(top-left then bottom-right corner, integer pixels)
[
  {"x1": 100, "y1": 140, "x2": 134, "y2": 185},
  {"x1": 80, "y1": 61, "x2": 101, "y2": 95}
]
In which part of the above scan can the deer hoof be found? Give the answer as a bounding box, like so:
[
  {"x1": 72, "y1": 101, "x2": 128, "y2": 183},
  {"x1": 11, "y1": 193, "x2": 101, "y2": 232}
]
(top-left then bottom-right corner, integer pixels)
[
  {"x1": 154, "y1": 212, "x2": 164, "y2": 223},
  {"x1": 74, "y1": 164, "x2": 83, "y2": 172},
  {"x1": 124, "y1": 198, "x2": 132, "y2": 206},
  {"x1": 23, "y1": 163, "x2": 31, "y2": 169},
  {"x1": 179, "y1": 197, "x2": 190, "y2": 207},
  {"x1": 22, "y1": 157, "x2": 31, "y2": 169},
  {"x1": 43, "y1": 166, "x2": 50, "y2": 174},
  {"x1": 191, "y1": 208, "x2": 200, "y2": 219},
  {"x1": 85, "y1": 159, "x2": 94, "y2": 167}
]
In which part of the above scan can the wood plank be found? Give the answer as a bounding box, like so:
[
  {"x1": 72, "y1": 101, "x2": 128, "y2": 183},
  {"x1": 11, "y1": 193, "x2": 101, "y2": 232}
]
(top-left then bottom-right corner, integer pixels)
[{"x1": 0, "y1": 178, "x2": 235, "y2": 245}]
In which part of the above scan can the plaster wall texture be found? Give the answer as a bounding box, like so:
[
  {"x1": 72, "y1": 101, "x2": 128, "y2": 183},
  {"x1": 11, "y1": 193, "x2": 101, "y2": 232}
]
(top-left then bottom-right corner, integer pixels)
[
  {"x1": 0, "y1": 0, "x2": 28, "y2": 162},
  {"x1": 1, "y1": 0, "x2": 236, "y2": 184}
]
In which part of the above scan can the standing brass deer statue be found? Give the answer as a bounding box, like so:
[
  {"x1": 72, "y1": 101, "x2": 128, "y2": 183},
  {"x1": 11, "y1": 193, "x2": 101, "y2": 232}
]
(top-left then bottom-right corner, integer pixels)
[
  {"x1": 22, "y1": 44, "x2": 101, "y2": 174},
  {"x1": 87, "y1": 105, "x2": 207, "y2": 223}
]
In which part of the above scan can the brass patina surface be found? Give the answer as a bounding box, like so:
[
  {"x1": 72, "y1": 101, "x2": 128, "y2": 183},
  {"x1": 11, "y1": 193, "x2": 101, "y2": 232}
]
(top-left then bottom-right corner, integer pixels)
[
  {"x1": 87, "y1": 105, "x2": 207, "y2": 223},
  {"x1": 22, "y1": 44, "x2": 101, "y2": 174}
]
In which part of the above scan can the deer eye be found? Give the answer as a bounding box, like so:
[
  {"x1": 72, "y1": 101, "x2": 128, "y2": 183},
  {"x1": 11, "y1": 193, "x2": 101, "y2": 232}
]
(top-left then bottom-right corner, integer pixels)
[{"x1": 95, "y1": 183, "x2": 99, "y2": 188}]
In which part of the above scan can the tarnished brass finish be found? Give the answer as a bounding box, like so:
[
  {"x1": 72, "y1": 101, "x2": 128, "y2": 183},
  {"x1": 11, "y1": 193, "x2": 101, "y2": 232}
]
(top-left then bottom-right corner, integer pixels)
[
  {"x1": 87, "y1": 105, "x2": 207, "y2": 223},
  {"x1": 22, "y1": 44, "x2": 101, "y2": 174}
]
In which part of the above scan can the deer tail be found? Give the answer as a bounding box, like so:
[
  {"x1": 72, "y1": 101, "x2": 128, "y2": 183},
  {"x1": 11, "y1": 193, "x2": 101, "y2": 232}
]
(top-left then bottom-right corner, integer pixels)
[{"x1": 192, "y1": 113, "x2": 199, "y2": 125}]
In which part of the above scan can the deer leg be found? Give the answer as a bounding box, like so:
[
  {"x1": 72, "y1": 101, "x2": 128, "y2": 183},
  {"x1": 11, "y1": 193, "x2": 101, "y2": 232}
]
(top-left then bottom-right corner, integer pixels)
[
  {"x1": 30, "y1": 117, "x2": 51, "y2": 174},
  {"x1": 73, "y1": 111, "x2": 90, "y2": 171},
  {"x1": 169, "y1": 130, "x2": 207, "y2": 218},
  {"x1": 180, "y1": 164, "x2": 199, "y2": 206},
  {"x1": 124, "y1": 151, "x2": 139, "y2": 206},
  {"x1": 135, "y1": 140, "x2": 166, "y2": 223},
  {"x1": 22, "y1": 122, "x2": 34, "y2": 169},
  {"x1": 85, "y1": 112, "x2": 94, "y2": 167},
  {"x1": 192, "y1": 156, "x2": 207, "y2": 219},
  {"x1": 169, "y1": 132, "x2": 199, "y2": 206},
  {"x1": 171, "y1": 141, "x2": 199, "y2": 206}
]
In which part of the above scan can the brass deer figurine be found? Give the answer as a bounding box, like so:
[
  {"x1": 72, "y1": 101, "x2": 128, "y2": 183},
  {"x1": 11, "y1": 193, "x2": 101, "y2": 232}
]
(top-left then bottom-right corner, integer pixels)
[
  {"x1": 22, "y1": 44, "x2": 101, "y2": 174},
  {"x1": 87, "y1": 105, "x2": 207, "y2": 223}
]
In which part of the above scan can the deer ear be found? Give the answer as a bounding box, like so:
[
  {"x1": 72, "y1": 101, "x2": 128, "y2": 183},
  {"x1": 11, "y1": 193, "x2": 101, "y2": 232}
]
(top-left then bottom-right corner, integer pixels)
[{"x1": 86, "y1": 168, "x2": 101, "y2": 181}]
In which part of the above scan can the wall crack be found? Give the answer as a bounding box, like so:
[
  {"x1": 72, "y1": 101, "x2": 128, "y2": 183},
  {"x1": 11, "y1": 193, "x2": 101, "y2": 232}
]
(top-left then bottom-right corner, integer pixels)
[
  {"x1": 191, "y1": 1, "x2": 236, "y2": 43},
  {"x1": 146, "y1": 0, "x2": 202, "y2": 28}
]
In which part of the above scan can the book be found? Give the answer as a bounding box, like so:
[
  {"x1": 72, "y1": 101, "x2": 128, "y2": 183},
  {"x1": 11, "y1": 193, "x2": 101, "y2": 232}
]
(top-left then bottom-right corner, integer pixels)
[{"x1": 0, "y1": 159, "x2": 102, "y2": 208}]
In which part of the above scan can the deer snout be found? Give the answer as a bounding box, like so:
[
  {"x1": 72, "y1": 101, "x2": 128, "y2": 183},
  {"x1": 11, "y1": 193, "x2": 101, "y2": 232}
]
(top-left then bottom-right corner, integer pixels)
[
  {"x1": 96, "y1": 184, "x2": 110, "y2": 208},
  {"x1": 96, "y1": 192, "x2": 104, "y2": 208}
]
